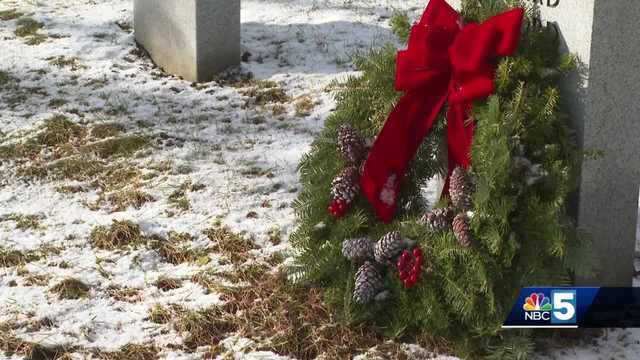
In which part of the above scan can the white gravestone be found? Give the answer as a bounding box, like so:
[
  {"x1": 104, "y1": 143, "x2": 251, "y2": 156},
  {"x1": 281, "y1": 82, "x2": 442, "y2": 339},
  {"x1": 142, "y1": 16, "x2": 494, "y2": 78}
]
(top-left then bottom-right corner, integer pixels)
[
  {"x1": 134, "y1": 0, "x2": 241, "y2": 82},
  {"x1": 449, "y1": 0, "x2": 640, "y2": 285}
]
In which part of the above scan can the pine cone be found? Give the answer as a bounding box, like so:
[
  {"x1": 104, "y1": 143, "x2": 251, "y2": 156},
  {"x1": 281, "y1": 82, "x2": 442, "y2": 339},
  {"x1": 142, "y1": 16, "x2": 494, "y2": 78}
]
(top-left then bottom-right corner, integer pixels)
[
  {"x1": 374, "y1": 231, "x2": 405, "y2": 264},
  {"x1": 421, "y1": 207, "x2": 454, "y2": 232},
  {"x1": 338, "y1": 125, "x2": 367, "y2": 164},
  {"x1": 452, "y1": 213, "x2": 472, "y2": 247},
  {"x1": 331, "y1": 166, "x2": 360, "y2": 204},
  {"x1": 353, "y1": 261, "x2": 384, "y2": 304},
  {"x1": 342, "y1": 237, "x2": 374, "y2": 262},
  {"x1": 449, "y1": 167, "x2": 474, "y2": 211}
]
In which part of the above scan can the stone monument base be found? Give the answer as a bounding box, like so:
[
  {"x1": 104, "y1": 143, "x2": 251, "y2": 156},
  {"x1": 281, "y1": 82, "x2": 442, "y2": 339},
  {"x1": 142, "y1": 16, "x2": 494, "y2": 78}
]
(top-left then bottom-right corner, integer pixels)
[{"x1": 134, "y1": 0, "x2": 240, "y2": 82}]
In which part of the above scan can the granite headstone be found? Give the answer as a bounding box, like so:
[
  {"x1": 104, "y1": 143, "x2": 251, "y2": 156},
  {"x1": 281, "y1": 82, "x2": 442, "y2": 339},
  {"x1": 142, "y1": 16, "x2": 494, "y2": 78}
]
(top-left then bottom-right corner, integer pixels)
[
  {"x1": 448, "y1": 0, "x2": 640, "y2": 285},
  {"x1": 134, "y1": 0, "x2": 241, "y2": 82}
]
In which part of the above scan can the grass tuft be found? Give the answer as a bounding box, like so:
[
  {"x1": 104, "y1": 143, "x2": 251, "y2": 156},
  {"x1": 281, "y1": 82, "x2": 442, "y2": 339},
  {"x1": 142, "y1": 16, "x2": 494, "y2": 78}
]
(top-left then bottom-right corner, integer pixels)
[
  {"x1": 174, "y1": 307, "x2": 237, "y2": 350},
  {"x1": 151, "y1": 232, "x2": 203, "y2": 265},
  {"x1": 192, "y1": 269, "x2": 385, "y2": 358},
  {"x1": 25, "y1": 33, "x2": 47, "y2": 46},
  {"x1": 92, "y1": 163, "x2": 141, "y2": 191},
  {"x1": 105, "y1": 285, "x2": 141, "y2": 303},
  {"x1": 43, "y1": 156, "x2": 105, "y2": 181},
  {"x1": 47, "y1": 56, "x2": 85, "y2": 71},
  {"x1": 240, "y1": 80, "x2": 290, "y2": 105},
  {"x1": 167, "y1": 180, "x2": 204, "y2": 211},
  {"x1": 294, "y1": 95, "x2": 318, "y2": 117},
  {"x1": 108, "y1": 189, "x2": 155, "y2": 211},
  {"x1": 50, "y1": 278, "x2": 90, "y2": 299},
  {"x1": 90, "y1": 123, "x2": 125, "y2": 139},
  {"x1": 203, "y1": 224, "x2": 256, "y2": 264},
  {"x1": 155, "y1": 276, "x2": 182, "y2": 292},
  {"x1": 89, "y1": 220, "x2": 144, "y2": 249},
  {"x1": 0, "y1": 9, "x2": 22, "y2": 21},
  {"x1": 15, "y1": 17, "x2": 43, "y2": 37},
  {"x1": 1, "y1": 213, "x2": 44, "y2": 230},
  {"x1": 0, "y1": 248, "x2": 40, "y2": 267},
  {"x1": 80, "y1": 135, "x2": 149, "y2": 159},
  {"x1": 148, "y1": 304, "x2": 174, "y2": 324},
  {"x1": 0, "y1": 139, "x2": 40, "y2": 160},
  {"x1": 48, "y1": 98, "x2": 67, "y2": 108},
  {"x1": 97, "y1": 344, "x2": 158, "y2": 360},
  {"x1": 37, "y1": 115, "x2": 84, "y2": 147},
  {"x1": 0, "y1": 331, "x2": 71, "y2": 360}
]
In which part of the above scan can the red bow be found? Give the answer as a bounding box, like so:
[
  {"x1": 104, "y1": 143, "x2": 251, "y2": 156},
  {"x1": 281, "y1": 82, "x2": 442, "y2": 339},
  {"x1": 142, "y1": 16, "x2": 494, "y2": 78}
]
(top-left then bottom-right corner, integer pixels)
[{"x1": 360, "y1": 0, "x2": 524, "y2": 223}]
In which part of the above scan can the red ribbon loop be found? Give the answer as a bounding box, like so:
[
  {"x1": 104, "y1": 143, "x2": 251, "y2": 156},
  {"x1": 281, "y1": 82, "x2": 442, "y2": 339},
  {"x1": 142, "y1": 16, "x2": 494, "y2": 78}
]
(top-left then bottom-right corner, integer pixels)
[{"x1": 360, "y1": 0, "x2": 524, "y2": 223}]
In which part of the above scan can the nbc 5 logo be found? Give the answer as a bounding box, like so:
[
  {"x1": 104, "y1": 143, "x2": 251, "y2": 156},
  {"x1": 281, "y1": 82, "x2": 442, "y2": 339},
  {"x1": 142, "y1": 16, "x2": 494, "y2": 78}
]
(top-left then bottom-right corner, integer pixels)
[
  {"x1": 550, "y1": 290, "x2": 577, "y2": 324},
  {"x1": 523, "y1": 290, "x2": 576, "y2": 324}
]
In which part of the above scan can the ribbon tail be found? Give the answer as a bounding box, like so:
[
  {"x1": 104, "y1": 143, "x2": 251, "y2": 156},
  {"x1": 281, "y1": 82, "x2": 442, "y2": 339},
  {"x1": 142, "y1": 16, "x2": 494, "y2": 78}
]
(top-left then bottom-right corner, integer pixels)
[
  {"x1": 443, "y1": 101, "x2": 474, "y2": 198},
  {"x1": 361, "y1": 80, "x2": 449, "y2": 223}
]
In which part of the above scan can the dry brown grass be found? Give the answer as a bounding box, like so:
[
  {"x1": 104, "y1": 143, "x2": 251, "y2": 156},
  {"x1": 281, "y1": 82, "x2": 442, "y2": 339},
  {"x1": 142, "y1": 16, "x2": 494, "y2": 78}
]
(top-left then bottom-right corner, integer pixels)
[
  {"x1": 50, "y1": 278, "x2": 90, "y2": 300},
  {"x1": 92, "y1": 163, "x2": 142, "y2": 191},
  {"x1": 155, "y1": 276, "x2": 182, "y2": 292},
  {"x1": 240, "y1": 80, "x2": 290, "y2": 105},
  {"x1": 24, "y1": 273, "x2": 51, "y2": 287},
  {"x1": 107, "y1": 189, "x2": 155, "y2": 211},
  {"x1": 294, "y1": 95, "x2": 318, "y2": 117},
  {"x1": 37, "y1": 115, "x2": 84, "y2": 147},
  {"x1": 0, "y1": 322, "x2": 157, "y2": 360},
  {"x1": 174, "y1": 307, "x2": 237, "y2": 350},
  {"x1": 46, "y1": 56, "x2": 86, "y2": 71},
  {"x1": 105, "y1": 285, "x2": 141, "y2": 303},
  {"x1": 96, "y1": 344, "x2": 158, "y2": 360},
  {"x1": 148, "y1": 304, "x2": 175, "y2": 324},
  {"x1": 79, "y1": 135, "x2": 149, "y2": 159},
  {"x1": 90, "y1": 123, "x2": 125, "y2": 139},
  {"x1": 150, "y1": 231, "x2": 205, "y2": 265},
  {"x1": 0, "y1": 9, "x2": 22, "y2": 21},
  {"x1": 0, "y1": 248, "x2": 40, "y2": 267},
  {"x1": 203, "y1": 224, "x2": 257, "y2": 264},
  {"x1": 4, "y1": 116, "x2": 146, "y2": 192},
  {"x1": 0, "y1": 331, "x2": 73, "y2": 360},
  {"x1": 1, "y1": 213, "x2": 44, "y2": 230},
  {"x1": 89, "y1": 220, "x2": 144, "y2": 249},
  {"x1": 190, "y1": 266, "x2": 385, "y2": 358},
  {"x1": 167, "y1": 180, "x2": 206, "y2": 211},
  {"x1": 15, "y1": 17, "x2": 43, "y2": 38}
]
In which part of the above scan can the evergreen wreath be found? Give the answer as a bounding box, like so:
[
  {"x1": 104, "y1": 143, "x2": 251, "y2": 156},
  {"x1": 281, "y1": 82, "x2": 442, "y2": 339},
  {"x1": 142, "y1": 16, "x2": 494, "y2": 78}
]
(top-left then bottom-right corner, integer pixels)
[{"x1": 290, "y1": 0, "x2": 592, "y2": 357}]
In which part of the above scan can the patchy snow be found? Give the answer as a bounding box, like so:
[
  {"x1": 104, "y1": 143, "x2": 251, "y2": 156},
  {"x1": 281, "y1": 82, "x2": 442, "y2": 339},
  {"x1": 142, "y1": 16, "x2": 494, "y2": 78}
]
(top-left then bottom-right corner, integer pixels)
[{"x1": 0, "y1": 0, "x2": 639, "y2": 359}]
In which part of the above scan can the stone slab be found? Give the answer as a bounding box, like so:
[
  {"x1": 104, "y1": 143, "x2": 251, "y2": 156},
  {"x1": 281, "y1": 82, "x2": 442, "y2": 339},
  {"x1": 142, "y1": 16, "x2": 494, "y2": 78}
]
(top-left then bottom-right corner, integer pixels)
[
  {"x1": 134, "y1": 0, "x2": 240, "y2": 82},
  {"x1": 529, "y1": 0, "x2": 640, "y2": 286},
  {"x1": 447, "y1": 0, "x2": 640, "y2": 285}
]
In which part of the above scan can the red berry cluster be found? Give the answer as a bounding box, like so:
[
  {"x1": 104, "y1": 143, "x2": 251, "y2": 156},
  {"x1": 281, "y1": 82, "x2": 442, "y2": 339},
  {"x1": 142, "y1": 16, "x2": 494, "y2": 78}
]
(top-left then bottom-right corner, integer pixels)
[
  {"x1": 328, "y1": 199, "x2": 349, "y2": 218},
  {"x1": 397, "y1": 248, "x2": 424, "y2": 288}
]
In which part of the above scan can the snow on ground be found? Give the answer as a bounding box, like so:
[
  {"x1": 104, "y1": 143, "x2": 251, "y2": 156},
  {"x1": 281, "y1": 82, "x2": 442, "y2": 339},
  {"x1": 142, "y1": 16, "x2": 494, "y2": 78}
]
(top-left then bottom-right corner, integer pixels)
[{"x1": 0, "y1": 0, "x2": 639, "y2": 359}]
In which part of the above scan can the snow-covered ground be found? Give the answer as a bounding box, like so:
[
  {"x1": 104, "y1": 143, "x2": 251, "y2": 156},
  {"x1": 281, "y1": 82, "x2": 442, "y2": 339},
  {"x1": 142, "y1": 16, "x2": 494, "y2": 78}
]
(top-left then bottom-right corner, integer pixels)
[{"x1": 0, "y1": 0, "x2": 639, "y2": 359}]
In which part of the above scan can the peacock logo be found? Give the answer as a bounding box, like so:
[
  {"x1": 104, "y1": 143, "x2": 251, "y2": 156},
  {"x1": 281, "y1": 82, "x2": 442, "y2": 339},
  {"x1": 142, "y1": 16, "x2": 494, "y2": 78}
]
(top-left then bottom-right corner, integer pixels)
[{"x1": 523, "y1": 293, "x2": 552, "y2": 312}]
